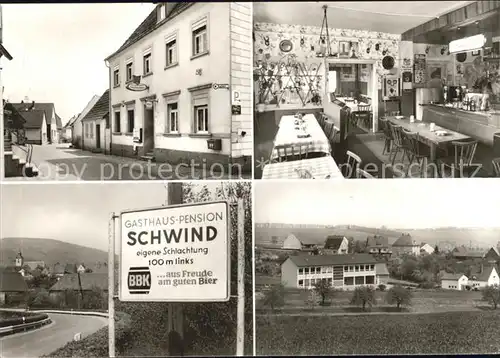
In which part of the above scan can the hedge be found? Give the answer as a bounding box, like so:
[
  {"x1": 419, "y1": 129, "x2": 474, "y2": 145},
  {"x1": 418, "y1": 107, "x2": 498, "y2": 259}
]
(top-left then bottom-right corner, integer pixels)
[{"x1": 0, "y1": 312, "x2": 49, "y2": 328}]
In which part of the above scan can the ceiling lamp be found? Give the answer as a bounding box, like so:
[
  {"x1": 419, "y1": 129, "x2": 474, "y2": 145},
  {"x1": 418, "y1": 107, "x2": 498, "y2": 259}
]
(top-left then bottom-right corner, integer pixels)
[
  {"x1": 317, "y1": 5, "x2": 331, "y2": 57},
  {"x1": 449, "y1": 34, "x2": 487, "y2": 54}
]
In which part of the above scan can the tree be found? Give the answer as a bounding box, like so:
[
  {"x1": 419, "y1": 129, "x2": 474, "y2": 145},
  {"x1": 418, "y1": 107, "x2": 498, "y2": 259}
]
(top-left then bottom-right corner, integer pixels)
[
  {"x1": 306, "y1": 290, "x2": 318, "y2": 310},
  {"x1": 350, "y1": 286, "x2": 376, "y2": 311},
  {"x1": 481, "y1": 284, "x2": 500, "y2": 309},
  {"x1": 313, "y1": 279, "x2": 333, "y2": 305},
  {"x1": 434, "y1": 245, "x2": 439, "y2": 254},
  {"x1": 386, "y1": 285, "x2": 413, "y2": 310},
  {"x1": 262, "y1": 284, "x2": 285, "y2": 312}
]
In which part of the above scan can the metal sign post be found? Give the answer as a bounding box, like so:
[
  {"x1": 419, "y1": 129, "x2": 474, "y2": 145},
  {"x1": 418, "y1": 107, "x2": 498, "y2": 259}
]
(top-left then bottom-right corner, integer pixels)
[
  {"x1": 108, "y1": 212, "x2": 117, "y2": 358},
  {"x1": 236, "y1": 199, "x2": 245, "y2": 356}
]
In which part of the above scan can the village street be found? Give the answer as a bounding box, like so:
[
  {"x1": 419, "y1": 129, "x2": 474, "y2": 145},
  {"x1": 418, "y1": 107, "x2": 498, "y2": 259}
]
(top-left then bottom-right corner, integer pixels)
[
  {"x1": 0, "y1": 313, "x2": 107, "y2": 357},
  {"x1": 7, "y1": 144, "x2": 246, "y2": 180}
]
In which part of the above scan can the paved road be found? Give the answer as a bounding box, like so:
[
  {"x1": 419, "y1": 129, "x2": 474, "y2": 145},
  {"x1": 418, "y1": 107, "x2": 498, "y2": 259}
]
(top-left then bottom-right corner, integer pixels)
[
  {"x1": 1, "y1": 313, "x2": 107, "y2": 358},
  {"x1": 7, "y1": 144, "x2": 248, "y2": 180}
]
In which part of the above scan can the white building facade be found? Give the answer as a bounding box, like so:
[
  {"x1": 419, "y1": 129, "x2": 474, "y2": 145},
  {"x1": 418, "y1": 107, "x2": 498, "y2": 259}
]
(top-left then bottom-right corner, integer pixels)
[{"x1": 105, "y1": 2, "x2": 252, "y2": 174}]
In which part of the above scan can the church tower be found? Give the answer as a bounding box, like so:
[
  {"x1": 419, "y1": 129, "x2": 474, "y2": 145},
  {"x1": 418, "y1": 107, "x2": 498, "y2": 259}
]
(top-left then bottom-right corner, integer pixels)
[{"x1": 15, "y1": 251, "x2": 23, "y2": 267}]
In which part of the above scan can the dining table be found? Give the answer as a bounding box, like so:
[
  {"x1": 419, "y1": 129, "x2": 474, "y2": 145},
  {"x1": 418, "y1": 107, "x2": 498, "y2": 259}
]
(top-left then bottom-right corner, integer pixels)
[
  {"x1": 271, "y1": 113, "x2": 331, "y2": 160},
  {"x1": 387, "y1": 116, "x2": 471, "y2": 162},
  {"x1": 261, "y1": 155, "x2": 344, "y2": 179}
]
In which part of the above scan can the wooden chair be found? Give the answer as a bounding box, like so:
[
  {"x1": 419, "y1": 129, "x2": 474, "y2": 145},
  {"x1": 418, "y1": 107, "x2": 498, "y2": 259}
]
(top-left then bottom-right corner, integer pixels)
[
  {"x1": 437, "y1": 140, "x2": 478, "y2": 178},
  {"x1": 317, "y1": 113, "x2": 326, "y2": 128},
  {"x1": 327, "y1": 125, "x2": 338, "y2": 155},
  {"x1": 273, "y1": 143, "x2": 312, "y2": 162},
  {"x1": 352, "y1": 105, "x2": 372, "y2": 129},
  {"x1": 379, "y1": 118, "x2": 393, "y2": 155},
  {"x1": 388, "y1": 123, "x2": 411, "y2": 166},
  {"x1": 324, "y1": 121, "x2": 335, "y2": 138},
  {"x1": 343, "y1": 150, "x2": 362, "y2": 178},
  {"x1": 356, "y1": 168, "x2": 375, "y2": 179},
  {"x1": 403, "y1": 130, "x2": 430, "y2": 177},
  {"x1": 492, "y1": 158, "x2": 500, "y2": 177}
]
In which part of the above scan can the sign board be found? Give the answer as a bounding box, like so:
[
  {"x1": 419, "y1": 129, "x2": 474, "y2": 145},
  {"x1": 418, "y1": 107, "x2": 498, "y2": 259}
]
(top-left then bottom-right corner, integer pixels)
[
  {"x1": 126, "y1": 83, "x2": 149, "y2": 92},
  {"x1": 212, "y1": 83, "x2": 230, "y2": 90},
  {"x1": 132, "y1": 128, "x2": 142, "y2": 143},
  {"x1": 232, "y1": 105, "x2": 241, "y2": 115},
  {"x1": 449, "y1": 34, "x2": 486, "y2": 54},
  {"x1": 119, "y1": 201, "x2": 230, "y2": 302},
  {"x1": 232, "y1": 90, "x2": 241, "y2": 103}
]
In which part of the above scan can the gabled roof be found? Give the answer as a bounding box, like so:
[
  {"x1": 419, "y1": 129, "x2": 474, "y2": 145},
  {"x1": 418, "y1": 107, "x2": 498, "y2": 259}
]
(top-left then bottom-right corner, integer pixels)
[
  {"x1": 11, "y1": 102, "x2": 59, "y2": 127},
  {"x1": 441, "y1": 271, "x2": 466, "y2": 281},
  {"x1": 49, "y1": 273, "x2": 108, "y2": 291},
  {"x1": 474, "y1": 266, "x2": 497, "y2": 282},
  {"x1": 105, "y1": 3, "x2": 193, "y2": 61},
  {"x1": 366, "y1": 235, "x2": 389, "y2": 248},
  {"x1": 375, "y1": 263, "x2": 389, "y2": 275},
  {"x1": 392, "y1": 234, "x2": 416, "y2": 247},
  {"x1": 0, "y1": 270, "x2": 28, "y2": 292},
  {"x1": 286, "y1": 253, "x2": 377, "y2": 267},
  {"x1": 52, "y1": 263, "x2": 65, "y2": 275},
  {"x1": 82, "y1": 90, "x2": 109, "y2": 122},
  {"x1": 67, "y1": 95, "x2": 101, "y2": 127},
  {"x1": 0, "y1": 43, "x2": 13, "y2": 61},
  {"x1": 18, "y1": 110, "x2": 46, "y2": 129},
  {"x1": 453, "y1": 249, "x2": 485, "y2": 259},
  {"x1": 324, "y1": 235, "x2": 346, "y2": 250}
]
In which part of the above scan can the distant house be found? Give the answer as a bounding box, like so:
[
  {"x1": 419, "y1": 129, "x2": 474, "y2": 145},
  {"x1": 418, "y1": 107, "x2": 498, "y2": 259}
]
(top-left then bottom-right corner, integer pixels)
[
  {"x1": 282, "y1": 233, "x2": 317, "y2": 251},
  {"x1": 484, "y1": 247, "x2": 500, "y2": 262},
  {"x1": 48, "y1": 273, "x2": 108, "y2": 301},
  {"x1": 452, "y1": 246, "x2": 485, "y2": 261},
  {"x1": 469, "y1": 266, "x2": 500, "y2": 289},
  {"x1": 62, "y1": 115, "x2": 77, "y2": 141},
  {"x1": 323, "y1": 235, "x2": 348, "y2": 254},
  {"x1": 81, "y1": 89, "x2": 110, "y2": 153},
  {"x1": 70, "y1": 95, "x2": 101, "y2": 148},
  {"x1": 375, "y1": 263, "x2": 390, "y2": 285},
  {"x1": 392, "y1": 234, "x2": 420, "y2": 256},
  {"x1": 441, "y1": 272, "x2": 468, "y2": 290},
  {"x1": 0, "y1": 270, "x2": 28, "y2": 304},
  {"x1": 420, "y1": 243, "x2": 435, "y2": 255},
  {"x1": 52, "y1": 263, "x2": 65, "y2": 278},
  {"x1": 76, "y1": 264, "x2": 86, "y2": 274},
  {"x1": 365, "y1": 235, "x2": 392, "y2": 256},
  {"x1": 11, "y1": 101, "x2": 62, "y2": 143},
  {"x1": 280, "y1": 253, "x2": 384, "y2": 290}
]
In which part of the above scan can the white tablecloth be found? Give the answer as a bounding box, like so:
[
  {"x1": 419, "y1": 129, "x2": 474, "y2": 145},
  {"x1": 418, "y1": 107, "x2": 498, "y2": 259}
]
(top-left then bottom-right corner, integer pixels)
[
  {"x1": 262, "y1": 155, "x2": 344, "y2": 179},
  {"x1": 271, "y1": 114, "x2": 331, "y2": 160}
]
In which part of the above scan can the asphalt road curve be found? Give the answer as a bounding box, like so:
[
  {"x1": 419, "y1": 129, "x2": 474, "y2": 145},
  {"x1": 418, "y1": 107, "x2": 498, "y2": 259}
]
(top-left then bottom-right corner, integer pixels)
[{"x1": 1, "y1": 313, "x2": 108, "y2": 358}]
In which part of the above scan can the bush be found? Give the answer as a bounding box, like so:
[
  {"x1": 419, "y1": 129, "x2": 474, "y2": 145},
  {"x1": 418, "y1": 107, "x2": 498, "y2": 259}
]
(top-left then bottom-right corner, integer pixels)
[
  {"x1": 378, "y1": 284, "x2": 387, "y2": 291},
  {"x1": 350, "y1": 286, "x2": 376, "y2": 311}
]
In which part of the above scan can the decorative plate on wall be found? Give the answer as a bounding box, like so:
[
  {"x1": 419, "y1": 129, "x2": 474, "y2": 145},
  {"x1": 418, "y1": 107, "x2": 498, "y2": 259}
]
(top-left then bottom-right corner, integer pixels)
[
  {"x1": 279, "y1": 39, "x2": 293, "y2": 53},
  {"x1": 382, "y1": 56, "x2": 395, "y2": 70}
]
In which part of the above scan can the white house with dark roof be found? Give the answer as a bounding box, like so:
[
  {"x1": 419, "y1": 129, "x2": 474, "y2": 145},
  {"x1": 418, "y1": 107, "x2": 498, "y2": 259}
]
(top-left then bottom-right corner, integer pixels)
[
  {"x1": 281, "y1": 253, "x2": 387, "y2": 290},
  {"x1": 68, "y1": 95, "x2": 101, "y2": 148},
  {"x1": 469, "y1": 266, "x2": 500, "y2": 289},
  {"x1": 365, "y1": 235, "x2": 392, "y2": 257},
  {"x1": 420, "y1": 243, "x2": 435, "y2": 255},
  {"x1": 81, "y1": 89, "x2": 110, "y2": 153},
  {"x1": 104, "y1": 2, "x2": 252, "y2": 174},
  {"x1": 323, "y1": 235, "x2": 348, "y2": 254},
  {"x1": 11, "y1": 101, "x2": 62, "y2": 144},
  {"x1": 441, "y1": 272, "x2": 469, "y2": 290}
]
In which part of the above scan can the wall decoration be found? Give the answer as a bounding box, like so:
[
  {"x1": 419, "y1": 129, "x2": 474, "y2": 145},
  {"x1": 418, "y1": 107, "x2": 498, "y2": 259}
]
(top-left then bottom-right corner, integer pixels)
[
  {"x1": 279, "y1": 39, "x2": 293, "y2": 53},
  {"x1": 338, "y1": 41, "x2": 350, "y2": 58},
  {"x1": 384, "y1": 77, "x2": 400, "y2": 97},
  {"x1": 402, "y1": 71, "x2": 413, "y2": 91},
  {"x1": 414, "y1": 54, "x2": 426, "y2": 85}
]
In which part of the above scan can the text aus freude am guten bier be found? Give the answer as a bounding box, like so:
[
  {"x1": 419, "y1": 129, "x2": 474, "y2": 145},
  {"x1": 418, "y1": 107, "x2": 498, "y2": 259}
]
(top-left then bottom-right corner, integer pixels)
[{"x1": 123, "y1": 209, "x2": 227, "y2": 297}]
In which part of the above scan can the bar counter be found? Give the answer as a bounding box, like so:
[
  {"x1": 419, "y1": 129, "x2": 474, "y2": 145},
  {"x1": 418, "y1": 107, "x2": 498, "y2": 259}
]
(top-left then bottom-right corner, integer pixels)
[{"x1": 422, "y1": 104, "x2": 500, "y2": 147}]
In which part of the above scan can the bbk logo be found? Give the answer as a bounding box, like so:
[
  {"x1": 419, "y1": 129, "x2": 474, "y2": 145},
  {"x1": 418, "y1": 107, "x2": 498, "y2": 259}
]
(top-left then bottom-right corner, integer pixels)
[{"x1": 127, "y1": 267, "x2": 151, "y2": 294}]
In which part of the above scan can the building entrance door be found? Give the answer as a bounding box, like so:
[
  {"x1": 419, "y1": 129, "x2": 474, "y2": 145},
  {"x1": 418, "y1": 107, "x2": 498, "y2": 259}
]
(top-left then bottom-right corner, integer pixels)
[{"x1": 143, "y1": 105, "x2": 155, "y2": 154}]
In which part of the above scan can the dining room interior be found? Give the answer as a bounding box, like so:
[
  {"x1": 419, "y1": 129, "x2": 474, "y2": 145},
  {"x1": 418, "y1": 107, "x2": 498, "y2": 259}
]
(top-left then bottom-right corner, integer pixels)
[{"x1": 253, "y1": 1, "x2": 500, "y2": 179}]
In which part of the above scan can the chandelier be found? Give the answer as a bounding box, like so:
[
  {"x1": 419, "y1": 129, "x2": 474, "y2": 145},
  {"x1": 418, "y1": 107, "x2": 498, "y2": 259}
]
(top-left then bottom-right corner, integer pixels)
[{"x1": 317, "y1": 5, "x2": 331, "y2": 58}]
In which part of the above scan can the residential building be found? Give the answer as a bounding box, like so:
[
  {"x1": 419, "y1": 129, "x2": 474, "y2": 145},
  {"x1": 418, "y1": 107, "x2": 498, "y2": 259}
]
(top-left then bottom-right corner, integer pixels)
[
  {"x1": 280, "y1": 253, "x2": 386, "y2": 290},
  {"x1": 282, "y1": 233, "x2": 317, "y2": 251},
  {"x1": 322, "y1": 235, "x2": 348, "y2": 254},
  {"x1": 469, "y1": 266, "x2": 500, "y2": 289},
  {"x1": 69, "y1": 95, "x2": 101, "y2": 148},
  {"x1": 391, "y1": 233, "x2": 420, "y2": 256},
  {"x1": 62, "y1": 115, "x2": 76, "y2": 141},
  {"x1": 11, "y1": 101, "x2": 62, "y2": 144},
  {"x1": 0, "y1": 269, "x2": 28, "y2": 305},
  {"x1": 82, "y1": 89, "x2": 110, "y2": 153},
  {"x1": 365, "y1": 235, "x2": 392, "y2": 257},
  {"x1": 48, "y1": 273, "x2": 108, "y2": 302},
  {"x1": 441, "y1": 272, "x2": 468, "y2": 290},
  {"x1": 105, "y1": 2, "x2": 252, "y2": 173},
  {"x1": 0, "y1": 3, "x2": 13, "y2": 180},
  {"x1": 484, "y1": 247, "x2": 500, "y2": 262},
  {"x1": 14, "y1": 251, "x2": 45, "y2": 271},
  {"x1": 420, "y1": 243, "x2": 435, "y2": 255},
  {"x1": 375, "y1": 263, "x2": 389, "y2": 285},
  {"x1": 452, "y1": 246, "x2": 485, "y2": 261},
  {"x1": 77, "y1": 264, "x2": 86, "y2": 274}
]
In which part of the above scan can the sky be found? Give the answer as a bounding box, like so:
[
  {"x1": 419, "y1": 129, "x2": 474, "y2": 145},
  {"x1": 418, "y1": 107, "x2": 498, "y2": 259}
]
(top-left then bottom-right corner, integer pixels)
[
  {"x1": 2, "y1": 3, "x2": 155, "y2": 124},
  {"x1": 0, "y1": 182, "x2": 221, "y2": 252},
  {"x1": 255, "y1": 179, "x2": 500, "y2": 229}
]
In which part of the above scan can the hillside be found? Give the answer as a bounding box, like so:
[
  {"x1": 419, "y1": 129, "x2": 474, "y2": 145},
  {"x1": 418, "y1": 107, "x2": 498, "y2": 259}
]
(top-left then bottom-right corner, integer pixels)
[
  {"x1": 0, "y1": 237, "x2": 109, "y2": 268},
  {"x1": 255, "y1": 225, "x2": 500, "y2": 249}
]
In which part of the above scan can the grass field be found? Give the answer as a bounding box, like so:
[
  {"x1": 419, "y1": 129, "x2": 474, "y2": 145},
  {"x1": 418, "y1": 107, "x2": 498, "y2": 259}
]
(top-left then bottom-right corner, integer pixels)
[
  {"x1": 256, "y1": 275, "x2": 485, "y2": 313},
  {"x1": 256, "y1": 311, "x2": 500, "y2": 355}
]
